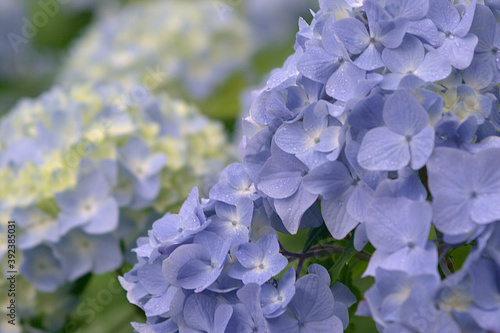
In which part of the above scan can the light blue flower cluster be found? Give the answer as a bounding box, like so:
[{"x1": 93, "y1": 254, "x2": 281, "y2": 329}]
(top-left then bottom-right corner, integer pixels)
[
  {"x1": 122, "y1": 0, "x2": 500, "y2": 332},
  {"x1": 0, "y1": 82, "x2": 229, "y2": 293},
  {"x1": 57, "y1": 0, "x2": 251, "y2": 99},
  {"x1": 121, "y1": 186, "x2": 355, "y2": 332}
]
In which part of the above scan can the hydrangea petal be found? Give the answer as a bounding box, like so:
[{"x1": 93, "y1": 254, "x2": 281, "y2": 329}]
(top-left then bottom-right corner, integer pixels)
[{"x1": 357, "y1": 127, "x2": 409, "y2": 171}]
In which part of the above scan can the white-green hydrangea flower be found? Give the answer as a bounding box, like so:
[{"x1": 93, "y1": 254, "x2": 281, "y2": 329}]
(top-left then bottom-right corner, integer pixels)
[
  {"x1": 57, "y1": 0, "x2": 252, "y2": 99},
  {"x1": 0, "y1": 82, "x2": 230, "y2": 293}
]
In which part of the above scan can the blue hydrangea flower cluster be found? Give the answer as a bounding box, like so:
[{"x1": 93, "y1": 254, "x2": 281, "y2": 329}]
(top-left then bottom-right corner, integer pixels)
[
  {"x1": 123, "y1": 0, "x2": 500, "y2": 331},
  {"x1": 57, "y1": 0, "x2": 252, "y2": 99},
  {"x1": 121, "y1": 187, "x2": 354, "y2": 332},
  {"x1": 0, "y1": 82, "x2": 229, "y2": 293}
]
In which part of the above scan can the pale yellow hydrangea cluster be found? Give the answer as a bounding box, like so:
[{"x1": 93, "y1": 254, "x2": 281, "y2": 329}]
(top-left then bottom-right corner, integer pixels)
[{"x1": 0, "y1": 83, "x2": 229, "y2": 215}]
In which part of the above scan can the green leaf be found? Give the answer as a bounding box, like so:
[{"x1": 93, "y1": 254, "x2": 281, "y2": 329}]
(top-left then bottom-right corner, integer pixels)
[
  {"x1": 329, "y1": 238, "x2": 358, "y2": 284},
  {"x1": 61, "y1": 272, "x2": 144, "y2": 333},
  {"x1": 449, "y1": 244, "x2": 472, "y2": 271},
  {"x1": 278, "y1": 229, "x2": 309, "y2": 253},
  {"x1": 302, "y1": 223, "x2": 330, "y2": 253}
]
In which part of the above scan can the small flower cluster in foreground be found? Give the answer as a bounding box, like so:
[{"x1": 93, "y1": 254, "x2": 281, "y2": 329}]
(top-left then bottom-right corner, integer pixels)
[
  {"x1": 57, "y1": 0, "x2": 251, "y2": 99},
  {"x1": 121, "y1": 188, "x2": 355, "y2": 332},
  {"x1": 0, "y1": 82, "x2": 228, "y2": 293},
  {"x1": 123, "y1": 0, "x2": 500, "y2": 332}
]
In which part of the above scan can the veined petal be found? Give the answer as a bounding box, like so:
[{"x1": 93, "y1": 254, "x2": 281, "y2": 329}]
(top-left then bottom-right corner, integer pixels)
[
  {"x1": 326, "y1": 62, "x2": 366, "y2": 102},
  {"x1": 358, "y1": 127, "x2": 410, "y2": 171},
  {"x1": 409, "y1": 126, "x2": 435, "y2": 170},
  {"x1": 330, "y1": 18, "x2": 370, "y2": 55}
]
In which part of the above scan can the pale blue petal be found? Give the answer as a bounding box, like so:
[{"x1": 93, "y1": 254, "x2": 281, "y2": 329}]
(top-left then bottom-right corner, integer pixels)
[
  {"x1": 315, "y1": 126, "x2": 343, "y2": 153},
  {"x1": 432, "y1": 192, "x2": 476, "y2": 235},
  {"x1": 406, "y1": 19, "x2": 442, "y2": 46},
  {"x1": 235, "y1": 243, "x2": 263, "y2": 269},
  {"x1": 382, "y1": 35, "x2": 424, "y2": 74},
  {"x1": 414, "y1": 51, "x2": 452, "y2": 82},
  {"x1": 308, "y1": 264, "x2": 331, "y2": 287},
  {"x1": 213, "y1": 304, "x2": 233, "y2": 333},
  {"x1": 348, "y1": 94, "x2": 385, "y2": 130},
  {"x1": 135, "y1": 175, "x2": 161, "y2": 200},
  {"x1": 331, "y1": 282, "x2": 357, "y2": 308},
  {"x1": 237, "y1": 198, "x2": 254, "y2": 227},
  {"x1": 82, "y1": 197, "x2": 119, "y2": 234},
  {"x1": 257, "y1": 166, "x2": 302, "y2": 199},
  {"x1": 333, "y1": 302, "x2": 349, "y2": 330},
  {"x1": 177, "y1": 259, "x2": 213, "y2": 290},
  {"x1": 322, "y1": 16, "x2": 348, "y2": 56},
  {"x1": 427, "y1": 0, "x2": 460, "y2": 32},
  {"x1": 357, "y1": 127, "x2": 409, "y2": 171},
  {"x1": 437, "y1": 34, "x2": 478, "y2": 69},
  {"x1": 289, "y1": 274, "x2": 335, "y2": 323},
  {"x1": 383, "y1": 89, "x2": 430, "y2": 135},
  {"x1": 326, "y1": 62, "x2": 366, "y2": 102},
  {"x1": 354, "y1": 222, "x2": 369, "y2": 251},
  {"x1": 302, "y1": 161, "x2": 353, "y2": 199},
  {"x1": 57, "y1": 213, "x2": 88, "y2": 236},
  {"x1": 380, "y1": 73, "x2": 405, "y2": 90},
  {"x1": 120, "y1": 136, "x2": 150, "y2": 163},
  {"x1": 184, "y1": 294, "x2": 216, "y2": 332},
  {"x1": 354, "y1": 43, "x2": 384, "y2": 70},
  {"x1": 321, "y1": 190, "x2": 359, "y2": 239},
  {"x1": 365, "y1": 198, "x2": 432, "y2": 252},
  {"x1": 162, "y1": 244, "x2": 210, "y2": 286},
  {"x1": 471, "y1": 193, "x2": 500, "y2": 224},
  {"x1": 376, "y1": 17, "x2": 409, "y2": 49},
  {"x1": 469, "y1": 4, "x2": 495, "y2": 52},
  {"x1": 376, "y1": 244, "x2": 438, "y2": 276},
  {"x1": 275, "y1": 122, "x2": 315, "y2": 154},
  {"x1": 347, "y1": 183, "x2": 374, "y2": 222},
  {"x1": 296, "y1": 149, "x2": 329, "y2": 170},
  {"x1": 385, "y1": 0, "x2": 429, "y2": 20},
  {"x1": 274, "y1": 184, "x2": 318, "y2": 234},
  {"x1": 409, "y1": 126, "x2": 435, "y2": 169},
  {"x1": 303, "y1": 105, "x2": 328, "y2": 137},
  {"x1": 330, "y1": 18, "x2": 370, "y2": 54},
  {"x1": 144, "y1": 153, "x2": 168, "y2": 178},
  {"x1": 453, "y1": 0, "x2": 476, "y2": 37},
  {"x1": 298, "y1": 47, "x2": 338, "y2": 83},
  {"x1": 137, "y1": 261, "x2": 168, "y2": 295},
  {"x1": 92, "y1": 234, "x2": 122, "y2": 274}
]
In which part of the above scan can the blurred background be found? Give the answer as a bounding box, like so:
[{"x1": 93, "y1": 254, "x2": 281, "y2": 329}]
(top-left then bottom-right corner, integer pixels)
[
  {"x1": 0, "y1": 0, "x2": 321, "y2": 332},
  {"x1": 0, "y1": 0, "x2": 318, "y2": 130}
]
